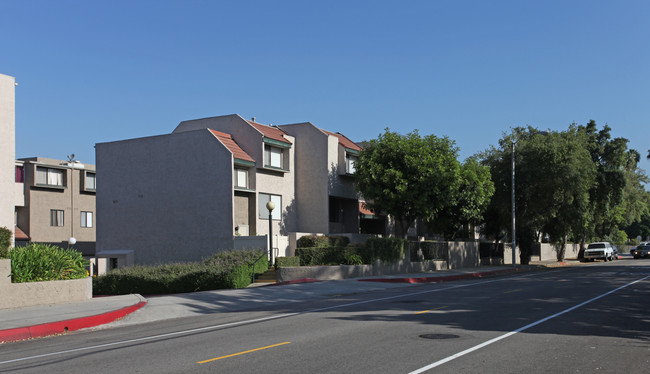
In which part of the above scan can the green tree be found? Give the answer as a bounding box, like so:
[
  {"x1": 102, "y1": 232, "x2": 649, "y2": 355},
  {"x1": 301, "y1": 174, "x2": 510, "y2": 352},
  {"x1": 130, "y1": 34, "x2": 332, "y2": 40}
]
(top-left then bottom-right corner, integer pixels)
[
  {"x1": 481, "y1": 126, "x2": 594, "y2": 263},
  {"x1": 578, "y1": 121, "x2": 628, "y2": 246},
  {"x1": 539, "y1": 127, "x2": 595, "y2": 260},
  {"x1": 429, "y1": 157, "x2": 494, "y2": 240},
  {"x1": 618, "y1": 149, "x2": 650, "y2": 235},
  {"x1": 354, "y1": 129, "x2": 461, "y2": 238}
]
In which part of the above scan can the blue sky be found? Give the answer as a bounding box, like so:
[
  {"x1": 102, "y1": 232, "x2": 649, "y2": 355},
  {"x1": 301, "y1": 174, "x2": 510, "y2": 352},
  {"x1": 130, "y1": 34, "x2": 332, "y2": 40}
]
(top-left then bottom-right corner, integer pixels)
[{"x1": 2, "y1": 0, "x2": 649, "y2": 184}]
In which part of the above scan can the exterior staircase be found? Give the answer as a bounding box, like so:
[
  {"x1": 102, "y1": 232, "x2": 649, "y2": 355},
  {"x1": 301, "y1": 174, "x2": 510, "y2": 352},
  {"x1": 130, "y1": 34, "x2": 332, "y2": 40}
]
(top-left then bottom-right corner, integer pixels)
[{"x1": 253, "y1": 267, "x2": 277, "y2": 285}]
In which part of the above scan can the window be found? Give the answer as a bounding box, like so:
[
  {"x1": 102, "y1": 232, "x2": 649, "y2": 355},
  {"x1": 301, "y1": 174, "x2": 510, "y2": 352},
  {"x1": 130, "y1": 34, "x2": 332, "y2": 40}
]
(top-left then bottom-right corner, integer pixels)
[
  {"x1": 234, "y1": 168, "x2": 248, "y2": 188},
  {"x1": 50, "y1": 209, "x2": 64, "y2": 227},
  {"x1": 81, "y1": 211, "x2": 93, "y2": 228},
  {"x1": 37, "y1": 167, "x2": 64, "y2": 187},
  {"x1": 15, "y1": 166, "x2": 24, "y2": 183},
  {"x1": 85, "y1": 172, "x2": 96, "y2": 191},
  {"x1": 259, "y1": 193, "x2": 281, "y2": 220},
  {"x1": 264, "y1": 145, "x2": 283, "y2": 169},
  {"x1": 346, "y1": 154, "x2": 357, "y2": 174}
]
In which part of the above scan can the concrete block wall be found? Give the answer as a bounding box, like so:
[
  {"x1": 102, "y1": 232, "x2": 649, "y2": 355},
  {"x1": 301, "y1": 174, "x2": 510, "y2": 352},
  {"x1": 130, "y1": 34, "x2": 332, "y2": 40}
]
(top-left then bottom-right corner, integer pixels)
[{"x1": 0, "y1": 259, "x2": 92, "y2": 309}]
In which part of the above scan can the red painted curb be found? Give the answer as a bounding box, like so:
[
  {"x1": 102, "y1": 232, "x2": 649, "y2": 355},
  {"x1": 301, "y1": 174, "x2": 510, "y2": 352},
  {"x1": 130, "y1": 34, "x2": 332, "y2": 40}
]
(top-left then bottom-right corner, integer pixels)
[
  {"x1": 357, "y1": 268, "x2": 521, "y2": 284},
  {"x1": 0, "y1": 301, "x2": 147, "y2": 344},
  {"x1": 263, "y1": 278, "x2": 323, "y2": 287}
]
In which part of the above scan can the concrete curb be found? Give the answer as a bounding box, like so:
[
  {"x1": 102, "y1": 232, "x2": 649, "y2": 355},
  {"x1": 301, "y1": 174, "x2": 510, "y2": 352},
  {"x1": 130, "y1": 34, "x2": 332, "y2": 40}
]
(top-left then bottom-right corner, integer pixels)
[
  {"x1": 0, "y1": 300, "x2": 147, "y2": 344},
  {"x1": 357, "y1": 267, "x2": 524, "y2": 284}
]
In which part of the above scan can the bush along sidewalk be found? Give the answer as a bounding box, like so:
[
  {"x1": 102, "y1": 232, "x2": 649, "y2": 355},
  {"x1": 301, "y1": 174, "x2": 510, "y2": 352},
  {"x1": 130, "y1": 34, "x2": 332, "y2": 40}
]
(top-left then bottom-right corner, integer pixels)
[
  {"x1": 7, "y1": 243, "x2": 88, "y2": 282},
  {"x1": 93, "y1": 249, "x2": 268, "y2": 295}
]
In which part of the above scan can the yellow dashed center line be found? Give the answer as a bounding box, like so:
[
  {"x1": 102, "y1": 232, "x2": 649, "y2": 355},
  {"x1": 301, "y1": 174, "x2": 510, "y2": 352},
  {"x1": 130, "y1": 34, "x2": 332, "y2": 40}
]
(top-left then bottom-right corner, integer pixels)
[
  {"x1": 197, "y1": 342, "x2": 291, "y2": 364},
  {"x1": 415, "y1": 306, "x2": 448, "y2": 315}
]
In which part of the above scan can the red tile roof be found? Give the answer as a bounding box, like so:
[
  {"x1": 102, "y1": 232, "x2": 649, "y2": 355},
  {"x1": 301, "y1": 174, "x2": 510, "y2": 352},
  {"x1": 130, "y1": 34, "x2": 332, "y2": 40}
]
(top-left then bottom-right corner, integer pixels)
[
  {"x1": 321, "y1": 129, "x2": 362, "y2": 151},
  {"x1": 209, "y1": 129, "x2": 255, "y2": 163},
  {"x1": 359, "y1": 201, "x2": 374, "y2": 216},
  {"x1": 14, "y1": 226, "x2": 29, "y2": 240},
  {"x1": 247, "y1": 121, "x2": 292, "y2": 145}
]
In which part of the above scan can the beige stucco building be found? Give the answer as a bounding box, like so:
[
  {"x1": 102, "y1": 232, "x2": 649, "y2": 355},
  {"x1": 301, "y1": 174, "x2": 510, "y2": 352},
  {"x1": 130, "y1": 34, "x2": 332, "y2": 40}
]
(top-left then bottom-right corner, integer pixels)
[
  {"x1": 0, "y1": 74, "x2": 19, "y2": 246},
  {"x1": 15, "y1": 157, "x2": 97, "y2": 254},
  {"x1": 96, "y1": 114, "x2": 374, "y2": 266}
]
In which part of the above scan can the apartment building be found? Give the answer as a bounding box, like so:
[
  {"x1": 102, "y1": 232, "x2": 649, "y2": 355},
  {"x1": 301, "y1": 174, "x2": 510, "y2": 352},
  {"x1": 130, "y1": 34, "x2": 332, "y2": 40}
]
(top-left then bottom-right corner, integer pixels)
[
  {"x1": 279, "y1": 122, "x2": 385, "y2": 235},
  {"x1": 0, "y1": 74, "x2": 19, "y2": 246},
  {"x1": 96, "y1": 114, "x2": 296, "y2": 265},
  {"x1": 15, "y1": 157, "x2": 97, "y2": 255},
  {"x1": 96, "y1": 114, "x2": 371, "y2": 266}
]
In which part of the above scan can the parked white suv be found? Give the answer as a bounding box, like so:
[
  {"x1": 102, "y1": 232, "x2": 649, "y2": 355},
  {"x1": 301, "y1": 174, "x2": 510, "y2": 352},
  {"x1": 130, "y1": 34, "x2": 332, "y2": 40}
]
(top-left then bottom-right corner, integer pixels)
[{"x1": 583, "y1": 242, "x2": 615, "y2": 262}]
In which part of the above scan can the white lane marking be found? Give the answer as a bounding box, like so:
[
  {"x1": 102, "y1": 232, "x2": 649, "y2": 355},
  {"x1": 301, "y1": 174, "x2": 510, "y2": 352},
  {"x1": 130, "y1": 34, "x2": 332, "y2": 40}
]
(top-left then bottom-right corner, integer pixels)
[
  {"x1": 0, "y1": 273, "x2": 534, "y2": 366},
  {"x1": 408, "y1": 275, "x2": 650, "y2": 374}
]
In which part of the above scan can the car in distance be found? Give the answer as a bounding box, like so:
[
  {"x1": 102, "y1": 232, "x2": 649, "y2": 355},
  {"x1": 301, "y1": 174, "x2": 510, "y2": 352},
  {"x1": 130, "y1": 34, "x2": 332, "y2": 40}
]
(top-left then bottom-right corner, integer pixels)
[
  {"x1": 583, "y1": 242, "x2": 615, "y2": 261},
  {"x1": 631, "y1": 244, "x2": 650, "y2": 259},
  {"x1": 612, "y1": 245, "x2": 619, "y2": 260},
  {"x1": 630, "y1": 242, "x2": 649, "y2": 254}
]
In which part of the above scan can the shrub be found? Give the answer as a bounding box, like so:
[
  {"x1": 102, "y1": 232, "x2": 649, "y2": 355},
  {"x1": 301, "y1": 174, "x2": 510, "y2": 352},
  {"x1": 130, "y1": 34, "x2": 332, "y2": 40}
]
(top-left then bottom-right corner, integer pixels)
[
  {"x1": 365, "y1": 237, "x2": 405, "y2": 264},
  {"x1": 93, "y1": 249, "x2": 266, "y2": 295},
  {"x1": 296, "y1": 235, "x2": 330, "y2": 248},
  {"x1": 276, "y1": 256, "x2": 300, "y2": 268},
  {"x1": 0, "y1": 226, "x2": 12, "y2": 258},
  {"x1": 295, "y1": 246, "x2": 372, "y2": 266},
  {"x1": 328, "y1": 236, "x2": 350, "y2": 247},
  {"x1": 343, "y1": 252, "x2": 364, "y2": 265},
  {"x1": 9, "y1": 243, "x2": 88, "y2": 283}
]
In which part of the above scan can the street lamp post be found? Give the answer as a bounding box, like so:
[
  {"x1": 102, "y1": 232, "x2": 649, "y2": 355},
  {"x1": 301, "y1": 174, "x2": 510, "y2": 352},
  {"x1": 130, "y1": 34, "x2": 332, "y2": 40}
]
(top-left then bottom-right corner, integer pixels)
[
  {"x1": 67, "y1": 154, "x2": 77, "y2": 248},
  {"x1": 511, "y1": 142, "x2": 516, "y2": 268},
  {"x1": 266, "y1": 201, "x2": 275, "y2": 268}
]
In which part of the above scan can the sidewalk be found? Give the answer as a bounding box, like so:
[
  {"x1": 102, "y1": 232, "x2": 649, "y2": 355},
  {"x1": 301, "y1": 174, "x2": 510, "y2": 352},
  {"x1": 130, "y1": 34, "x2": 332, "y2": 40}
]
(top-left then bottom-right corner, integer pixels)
[{"x1": 0, "y1": 261, "x2": 575, "y2": 344}]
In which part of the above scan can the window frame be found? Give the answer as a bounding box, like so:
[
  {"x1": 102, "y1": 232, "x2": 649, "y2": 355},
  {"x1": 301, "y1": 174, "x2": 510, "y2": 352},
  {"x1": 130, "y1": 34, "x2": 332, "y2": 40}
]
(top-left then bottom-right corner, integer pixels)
[
  {"x1": 258, "y1": 193, "x2": 282, "y2": 221},
  {"x1": 80, "y1": 211, "x2": 93, "y2": 228},
  {"x1": 346, "y1": 153, "x2": 358, "y2": 174},
  {"x1": 15, "y1": 165, "x2": 24, "y2": 183},
  {"x1": 264, "y1": 144, "x2": 284, "y2": 169},
  {"x1": 36, "y1": 166, "x2": 66, "y2": 188},
  {"x1": 84, "y1": 171, "x2": 97, "y2": 192},
  {"x1": 234, "y1": 167, "x2": 248, "y2": 189},
  {"x1": 50, "y1": 209, "x2": 64, "y2": 227}
]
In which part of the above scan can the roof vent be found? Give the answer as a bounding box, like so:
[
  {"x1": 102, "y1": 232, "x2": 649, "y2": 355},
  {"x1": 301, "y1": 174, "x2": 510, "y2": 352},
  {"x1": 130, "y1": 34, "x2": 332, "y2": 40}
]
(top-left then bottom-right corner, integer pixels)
[{"x1": 251, "y1": 117, "x2": 256, "y2": 122}]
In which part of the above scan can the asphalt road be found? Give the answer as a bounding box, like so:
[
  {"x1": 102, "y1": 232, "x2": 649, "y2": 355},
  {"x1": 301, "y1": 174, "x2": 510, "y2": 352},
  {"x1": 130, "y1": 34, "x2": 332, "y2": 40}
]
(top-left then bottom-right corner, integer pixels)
[{"x1": 1, "y1": 260, "x2": 649, "y2": 373}]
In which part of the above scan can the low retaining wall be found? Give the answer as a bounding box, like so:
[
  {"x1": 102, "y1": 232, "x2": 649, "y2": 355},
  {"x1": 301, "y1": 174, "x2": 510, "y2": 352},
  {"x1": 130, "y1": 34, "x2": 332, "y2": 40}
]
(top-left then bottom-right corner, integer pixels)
[
  {"x1": 0, "y1": 259, "x2": 92, "y2": 309},
  {"x1": 278, "y1": 259, "x2": 447, "y2": 282}
]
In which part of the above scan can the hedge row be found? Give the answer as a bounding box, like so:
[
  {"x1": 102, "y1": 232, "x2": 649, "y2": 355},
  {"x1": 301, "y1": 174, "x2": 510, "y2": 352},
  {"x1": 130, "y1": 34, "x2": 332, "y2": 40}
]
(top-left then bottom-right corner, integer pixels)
[
  {"x1": 93, "y1": 249, "x2": 267, "y2": 295},
  {"x1": 296, "y1": 246, "x2": 367, "y2": 266},
  {"x1": 294, "y1": 237, "x2": 406, "y2": 266},
  {"x1": 296, "y1": 235, "x2": 350, "y2": 248}
]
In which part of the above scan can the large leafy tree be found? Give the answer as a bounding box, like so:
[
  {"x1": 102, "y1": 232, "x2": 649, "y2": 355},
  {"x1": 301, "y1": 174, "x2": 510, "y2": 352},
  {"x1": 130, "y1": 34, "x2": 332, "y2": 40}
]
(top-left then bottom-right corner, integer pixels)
[
  {"x1": 578, "y1": 121, "x2": 628, "y2": 245},
  {"x1": 429, "y1": 157, "x2": 494, "y2": 240},
  {"x1": 618, "y1": 149, "x2": 650, "y2": 235},
  {"x1": 481, "y1": 126, "x2": 595, "y2": 263},
  {"x1": 538, "y1": 126, "x2": 595, "y2": 260},
  {"x1": 354, "y1": 129, "x2": 461, "y2": 238}
]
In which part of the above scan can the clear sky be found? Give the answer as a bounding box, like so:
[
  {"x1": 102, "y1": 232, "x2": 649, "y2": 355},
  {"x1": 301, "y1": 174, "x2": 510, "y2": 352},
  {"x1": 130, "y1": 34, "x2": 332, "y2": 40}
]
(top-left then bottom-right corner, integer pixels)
[{"x1": 2, "y1": 0, "x2": 649, "y2": 185}]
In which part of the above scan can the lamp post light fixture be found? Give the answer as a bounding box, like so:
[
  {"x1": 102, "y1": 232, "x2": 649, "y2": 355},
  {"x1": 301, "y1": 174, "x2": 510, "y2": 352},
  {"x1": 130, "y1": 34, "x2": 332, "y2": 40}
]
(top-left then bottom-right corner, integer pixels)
[{"x1": 266, "y1": 200, "x2": 275, "y2": 267}]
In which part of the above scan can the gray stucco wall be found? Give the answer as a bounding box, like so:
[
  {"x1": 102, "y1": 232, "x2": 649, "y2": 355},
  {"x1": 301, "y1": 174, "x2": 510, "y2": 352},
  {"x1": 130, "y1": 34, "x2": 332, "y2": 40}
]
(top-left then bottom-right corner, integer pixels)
[
  {"x1": 96, "y1": 129, "x2": 235, "y2": 265},
  {"x1": 176, "y1": 115, "x2": 298, "y2": 238},
  {"x1": 280, "y1": 123, "x2": 330, "y2": 233},
  {"x1": 0, "y1": 74, "x2": 16, "y2": 245}
]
